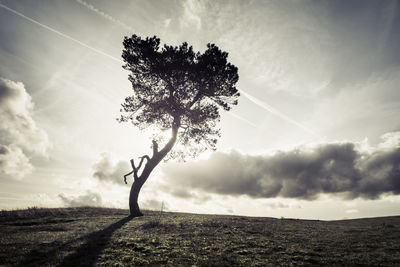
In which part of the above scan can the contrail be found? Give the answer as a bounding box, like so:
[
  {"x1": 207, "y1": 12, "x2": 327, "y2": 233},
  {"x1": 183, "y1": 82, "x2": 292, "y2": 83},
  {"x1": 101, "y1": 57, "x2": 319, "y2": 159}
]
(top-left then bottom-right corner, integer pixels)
[
  {"x1": 239, "y1": 89, "x2": 319, "y2": 137},
  {"x1": 0, "y1": 3, "x2": 124, "y2": 64},
  {"x1": 228, "y1": 112, "x2": 257, "y2": 128},
  {"x1": 75, "y1": 0, "x2": 135, "y2": 33}
]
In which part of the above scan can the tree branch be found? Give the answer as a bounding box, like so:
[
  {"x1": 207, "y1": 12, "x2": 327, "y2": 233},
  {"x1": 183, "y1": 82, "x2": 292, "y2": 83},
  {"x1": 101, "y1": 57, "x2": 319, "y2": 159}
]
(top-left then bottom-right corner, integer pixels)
[
  {"x1": 188, "y1": 91, "x2": 203, "y2": 109},
  {"x1": 152, "y1": 140, "x2": 159, "y2": 156},
  {"x1": 179, "y1": 126, "x2": 190, "y2": 143},
  {"x1": 123, "y1": 159, "x2": 137, "y2": 184},
  {"x1": 157, "y1": 116, "x2": 181, "y2": 160},
  {"x1": 123, "y1": 170, "x2": 133, "y2": 184},
  {"x1": 123, "y1": 154, "x2": 152, "y2": 184},
  {"x1": 130, "y1": 159, "x2": 135, "y2": 169},
  {"x1": 137, "y1": 155, "x2": 150, "y2": 171},
  {"x1": 131, "y1": 159, "x2": 139, "y2": 181}
]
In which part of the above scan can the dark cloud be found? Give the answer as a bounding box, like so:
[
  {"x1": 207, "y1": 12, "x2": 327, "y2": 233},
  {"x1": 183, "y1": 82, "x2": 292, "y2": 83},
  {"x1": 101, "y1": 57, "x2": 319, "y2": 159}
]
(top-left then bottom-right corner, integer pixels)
[
  {"x1": 58, "y1": 191, "x2": 102, "y2": 207},
  {"x1": 165, "y1": 187, "x2": 212, "y2": 204},
  {"x1": 163, "y1": 133, "x2": 400, "y2": 200},
  {"x1": 169, "y1": 188, "x2": 193, "y2": 199},
  {"x1": 0, "y1": 78, "x2": 50, "y2": 179},
  {"x1": 92, "y1": 153, "x2": 130, "y2": 184}
]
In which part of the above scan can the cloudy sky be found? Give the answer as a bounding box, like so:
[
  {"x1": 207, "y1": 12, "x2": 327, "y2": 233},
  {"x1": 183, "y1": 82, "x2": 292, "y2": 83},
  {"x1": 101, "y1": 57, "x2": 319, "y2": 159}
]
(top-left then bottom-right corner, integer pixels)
[{"x1": 1, "y1": 0, "x2": 399, "y2": 220}]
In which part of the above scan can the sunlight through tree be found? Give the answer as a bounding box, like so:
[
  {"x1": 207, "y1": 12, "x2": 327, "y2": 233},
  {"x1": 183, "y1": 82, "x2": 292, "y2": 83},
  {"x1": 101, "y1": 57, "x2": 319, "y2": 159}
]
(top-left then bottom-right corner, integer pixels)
[{"x1": 119, "y1": 34, "x2": 240, "y2": 217}]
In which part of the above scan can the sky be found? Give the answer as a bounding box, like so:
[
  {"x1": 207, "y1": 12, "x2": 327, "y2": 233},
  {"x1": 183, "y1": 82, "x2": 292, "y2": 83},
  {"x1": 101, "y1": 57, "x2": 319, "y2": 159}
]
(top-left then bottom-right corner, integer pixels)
[{"x1": 0, "y1": 0, "x2": 399, "y2": 220}]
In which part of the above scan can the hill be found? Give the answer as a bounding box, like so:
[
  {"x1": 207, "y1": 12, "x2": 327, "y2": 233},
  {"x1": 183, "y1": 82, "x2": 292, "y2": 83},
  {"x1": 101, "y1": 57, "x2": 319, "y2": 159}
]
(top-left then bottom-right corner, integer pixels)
[{"x1": 0, "y1": 207, "x2": 399, "y2": 266}]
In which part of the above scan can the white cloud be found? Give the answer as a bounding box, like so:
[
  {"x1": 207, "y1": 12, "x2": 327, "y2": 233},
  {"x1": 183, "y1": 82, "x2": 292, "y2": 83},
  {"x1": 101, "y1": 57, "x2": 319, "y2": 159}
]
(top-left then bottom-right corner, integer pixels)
[
  {"x1": 92, "y1": 153, "x2": 130, "y2": 185},
  {"x1": 29, "y1": 193, "x2": 58, "y2": 207},
  {"x1": 0, "y1": 78, "x2": 49, "y2": 155},
  {"x1": 263, "y1": 200, "x2": 302, "y2": 210},
  {"x1": 58, "y1": 190, "x2": 102, "y2": 207},
  {"x1": 378, "y1": 132, "x2": 400, "y2": 149},
  {"x1": 180, "y1": 0, "x2": 203, "y2": 30},
  {"x1": 163, "y1": 18, "x2": 172, "y2": 28},
  {"x1": 0, "y1": 144, "x2": 32, "y2": 179},
  {"x1": 0, "y1": 78, "x2": 50, "y2": 179}
]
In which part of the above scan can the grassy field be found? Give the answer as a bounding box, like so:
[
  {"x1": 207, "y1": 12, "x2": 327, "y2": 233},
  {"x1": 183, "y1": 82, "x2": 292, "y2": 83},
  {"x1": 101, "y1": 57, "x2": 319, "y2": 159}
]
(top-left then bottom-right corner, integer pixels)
[{"x1": 0, "y1": 207, "x2": 399, "y2": 266}]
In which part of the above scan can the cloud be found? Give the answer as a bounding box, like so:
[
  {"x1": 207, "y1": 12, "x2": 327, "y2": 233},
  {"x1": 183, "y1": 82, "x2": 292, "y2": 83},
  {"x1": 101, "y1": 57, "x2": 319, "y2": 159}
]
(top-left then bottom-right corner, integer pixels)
[
  {"x1": 195, "y1": 0, "x2": 400, "y2": 100},
  {"x1": 92, "y1": 153, "x2": 130, "y2": 185},
  {"x1": 163, "y1": 18, "x2": 172, "y2": 28},
  {"x1": 0, "y1": 144, "x2": 32, "y2": 179},
  {"x1": 0, "y1": 78, "x2": 49, "y2": 154},
  {"x1": 0, "y1": 78, "x2": 50, "y2": 179},
  {"x1": 166, "y1": 187, "x2": 212, "y2": 204},
  {"x1": 264, "y1": 202, "x2": 297, "y2": 209},
  {"x1": 58, "y1": 191, "x2": 102, "y2": 207},
  {"x1": 162, "y1": 132, "x2": 400, "y2": 200},
  {"x1": 180, "y1": 0, "x2": 203, "y2": 30}
]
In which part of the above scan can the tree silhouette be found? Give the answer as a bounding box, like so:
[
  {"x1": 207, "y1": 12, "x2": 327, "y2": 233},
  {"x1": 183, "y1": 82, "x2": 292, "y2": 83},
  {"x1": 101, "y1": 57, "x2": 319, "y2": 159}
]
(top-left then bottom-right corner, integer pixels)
[{"x1": 119, "y1": 34, "x2": 239, "y2": 217}]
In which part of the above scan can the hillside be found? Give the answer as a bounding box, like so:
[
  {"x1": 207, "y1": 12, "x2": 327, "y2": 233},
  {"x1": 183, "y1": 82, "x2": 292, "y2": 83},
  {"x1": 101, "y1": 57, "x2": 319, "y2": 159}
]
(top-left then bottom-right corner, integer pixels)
[{"x1": 0, "y1": 207, "x2": 399, "y2": 266}]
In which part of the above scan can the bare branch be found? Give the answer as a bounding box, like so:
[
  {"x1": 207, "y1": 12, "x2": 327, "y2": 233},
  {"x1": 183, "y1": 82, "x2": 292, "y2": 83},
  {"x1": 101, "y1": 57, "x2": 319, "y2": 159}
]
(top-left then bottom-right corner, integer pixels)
[
  {"x1": 123, "y1": 170, "x2": 133, "y2": 184},
  {"x1": 130, "y1": 159, "x2": 135, "y2": 169},
  {"x1": 130, "y1": 159, "x2": 139, "y2": 181},
  {"x1": 123, "y1": 155, "x2": 151, "y2": 184},
  {"x1": 123, "y1": 159, "x2": 138, "y2": 184},
  {"x1": 137, "y1": 155, "x2": 151, "y2": 171},
  {"x1": 152, "y1": 140, "x2": 159, "y2": 156}
]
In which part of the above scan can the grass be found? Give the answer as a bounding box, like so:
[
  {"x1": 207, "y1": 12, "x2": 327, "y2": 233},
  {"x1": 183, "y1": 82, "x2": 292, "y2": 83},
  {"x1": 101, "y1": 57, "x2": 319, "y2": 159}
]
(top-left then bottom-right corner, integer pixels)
[{"x1": 0, "y1": 207, "x2": 399, "y2": 266}]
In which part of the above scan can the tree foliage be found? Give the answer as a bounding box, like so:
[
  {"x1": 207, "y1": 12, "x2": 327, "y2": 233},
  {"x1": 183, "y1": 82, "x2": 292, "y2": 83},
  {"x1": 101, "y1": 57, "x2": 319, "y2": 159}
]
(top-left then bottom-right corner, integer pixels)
[{"x1": 119, "y1": 35, "x2": 239, "y2": 159}]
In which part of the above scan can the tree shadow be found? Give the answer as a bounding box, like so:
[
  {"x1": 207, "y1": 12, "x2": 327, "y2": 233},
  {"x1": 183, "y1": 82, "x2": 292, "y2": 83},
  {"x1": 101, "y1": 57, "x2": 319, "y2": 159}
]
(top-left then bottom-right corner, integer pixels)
[
  {"x1": 58, "y1": 216, "x2": 132, "y2": 266},
  {"x1": 19, "y1": 216, "x2": 132, "y2": 267}
]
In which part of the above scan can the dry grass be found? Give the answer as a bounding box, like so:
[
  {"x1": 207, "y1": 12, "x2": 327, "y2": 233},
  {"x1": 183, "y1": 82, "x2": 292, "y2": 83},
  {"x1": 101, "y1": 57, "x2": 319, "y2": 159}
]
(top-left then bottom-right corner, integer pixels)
[
  {"x1": 0, "y1": 207, "x2": 399, "y2": 266},
  {"x1": 0, "y1": 206, "x2": 126, "y2": 221}
]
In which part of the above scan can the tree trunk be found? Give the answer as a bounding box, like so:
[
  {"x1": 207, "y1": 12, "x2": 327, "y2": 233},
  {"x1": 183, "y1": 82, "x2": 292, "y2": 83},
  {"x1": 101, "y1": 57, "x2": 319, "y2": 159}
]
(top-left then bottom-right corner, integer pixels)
[
  {"x1": 129, "y1": 179, "x2": 144, "y2": 217},
  {"x1": 128, "y1": 163, "x2": 154, "y2": 217},
  {"x1": 128, "y1": 117, "x2": 180, "y2": 217}
]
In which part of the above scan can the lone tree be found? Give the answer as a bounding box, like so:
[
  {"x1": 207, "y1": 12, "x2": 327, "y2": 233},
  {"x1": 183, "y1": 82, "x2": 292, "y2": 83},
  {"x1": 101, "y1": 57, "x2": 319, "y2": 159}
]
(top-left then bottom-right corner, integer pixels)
[{"x1": 119, "y1": 34, "x2": 239, "y2": 217}]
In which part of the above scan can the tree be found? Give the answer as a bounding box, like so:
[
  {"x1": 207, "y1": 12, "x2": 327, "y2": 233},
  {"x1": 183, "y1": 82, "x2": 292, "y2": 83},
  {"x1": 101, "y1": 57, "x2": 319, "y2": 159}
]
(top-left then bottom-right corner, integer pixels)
[{"x1": 119, "y1": 34, "x2": 239, "y2": 217}]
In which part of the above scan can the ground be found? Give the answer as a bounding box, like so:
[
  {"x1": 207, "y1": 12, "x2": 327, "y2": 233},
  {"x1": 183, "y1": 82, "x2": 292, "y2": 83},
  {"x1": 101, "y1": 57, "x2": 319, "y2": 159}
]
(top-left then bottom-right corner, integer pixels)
[{"x1": 0, "y1": 207, "x2": 399, "y2": 266}]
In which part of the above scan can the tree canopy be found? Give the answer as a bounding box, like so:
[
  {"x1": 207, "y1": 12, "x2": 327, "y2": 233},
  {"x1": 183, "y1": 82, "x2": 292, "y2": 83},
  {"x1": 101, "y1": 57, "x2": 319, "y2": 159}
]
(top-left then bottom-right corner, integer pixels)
[{"x1": 119, "y1": 35, "x2": 239, "y2": 159}]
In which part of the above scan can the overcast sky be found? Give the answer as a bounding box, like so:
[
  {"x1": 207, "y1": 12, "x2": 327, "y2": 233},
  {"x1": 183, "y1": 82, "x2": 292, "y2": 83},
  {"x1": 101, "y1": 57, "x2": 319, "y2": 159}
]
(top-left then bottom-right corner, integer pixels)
[{"x1": 0, "y1": 0, "x2": 399, "y2": 220}]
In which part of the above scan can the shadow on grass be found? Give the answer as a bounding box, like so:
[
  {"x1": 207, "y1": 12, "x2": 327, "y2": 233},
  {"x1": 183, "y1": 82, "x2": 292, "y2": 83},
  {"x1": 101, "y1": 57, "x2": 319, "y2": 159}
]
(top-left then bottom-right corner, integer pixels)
[
  {"x1": 19, "y1": 216, "x2": 132, "y2": 267},
  {"x1": 58, "y1": 216, "x2": 132, "y2": 266}
]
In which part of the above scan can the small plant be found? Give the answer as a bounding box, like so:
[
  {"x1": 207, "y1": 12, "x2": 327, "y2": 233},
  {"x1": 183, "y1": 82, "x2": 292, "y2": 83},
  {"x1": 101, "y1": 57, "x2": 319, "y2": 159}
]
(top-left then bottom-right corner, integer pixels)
[{"x1": 160, "y1": 201, "x2": 164, "y2": 214}]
